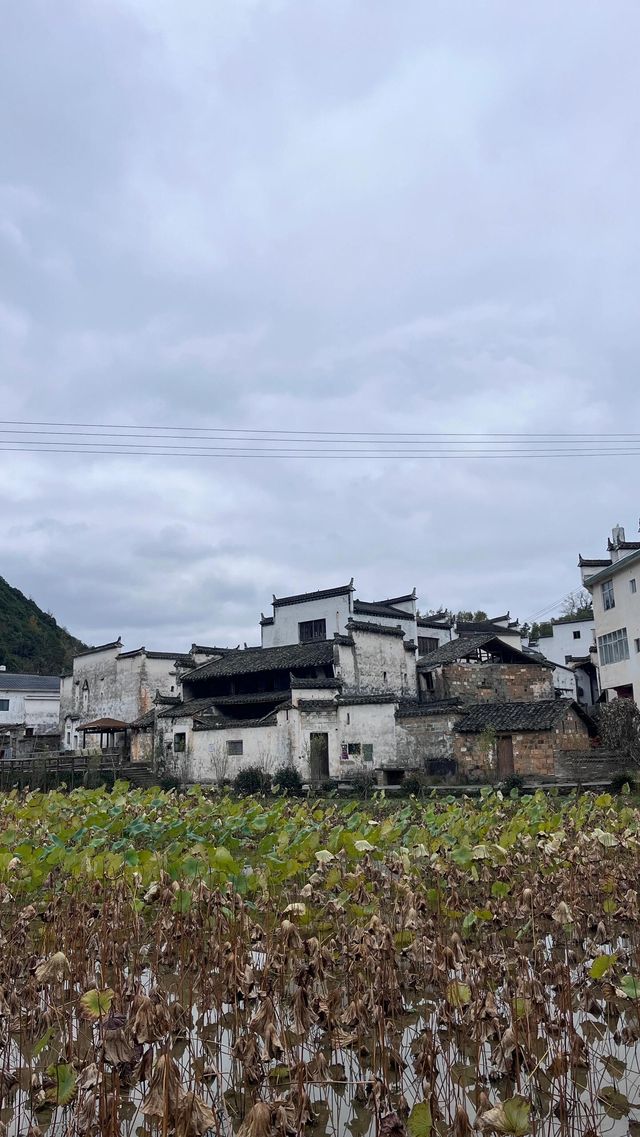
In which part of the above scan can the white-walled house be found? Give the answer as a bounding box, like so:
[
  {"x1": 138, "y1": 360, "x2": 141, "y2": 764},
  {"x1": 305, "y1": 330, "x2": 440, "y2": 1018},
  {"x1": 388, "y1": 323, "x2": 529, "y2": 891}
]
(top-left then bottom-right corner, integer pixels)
[
  {"x1": 157, "y1": 609, "x2": 418, "y2": 784},
  {"x1": 60, "y1": 640, "x2": 196, "y2": 752},
  {"x1": 260, "y1": 583, "x2": 419, "y2": 647},
  {"x1": 581, "y1": 524, "x2": 640, "y2": 702},
  {"x1": 533, "y1": 613, "x2": 598, "y2": 706},
  {"x1": 0, "y1": 672, "x2": 60, "y2": 756}
]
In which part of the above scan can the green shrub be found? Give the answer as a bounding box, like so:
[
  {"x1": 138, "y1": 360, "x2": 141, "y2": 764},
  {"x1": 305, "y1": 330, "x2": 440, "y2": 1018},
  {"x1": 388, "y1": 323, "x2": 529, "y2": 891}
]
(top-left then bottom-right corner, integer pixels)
[
  {"x1": 350, "y1": 770, "x2": 377, "y2": 798},
  {"x1": 610, "y1": 771, "x2": 637, "y2": 795},
  {"x1": 273, "y1": 763, "x2": 303, "y2": 796},
  {"x1": 500, "y1": 773, "x2": 525, "y2": 796},
  {"x1": 233, "y1": 765, "x2": 272, "y2": 795}
]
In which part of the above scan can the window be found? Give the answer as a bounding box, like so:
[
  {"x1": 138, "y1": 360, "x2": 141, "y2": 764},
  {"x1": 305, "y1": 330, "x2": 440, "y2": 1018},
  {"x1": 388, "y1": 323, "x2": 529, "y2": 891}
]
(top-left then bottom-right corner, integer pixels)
[
  {"x1": 601, "y1": 579, "x2": 615, "y2": 610},
  {"x1": 635, "y1": 638, "x2": 640, "y2": 654},
  {"x1": 418, "y1": 636, "x2": 439, "y2": 655},
  {"x1": 631, "y1": 579, "x2": 637, "y2": 594},
  {"x1": 174, "y1": 732, "x2": 186, "y2": 753},
  {"x1": 0, "y1": 699, "x2": 9, "y2": 712},
  {"x1": 424, "y1": 671, "x2": 435, "y2": 692},
  {"x1": 81, "y1": 680, "x2": 90, "y2": 713},
  {"x1": 573, "y1": 630, "x2": 581, "y2": 640},
  {"x1": 597, "y1": 627, "x2": 630, "y2": 665},
  {"x1": 299, "y1": 618, "x2": 326, "y2": 643},
  {"x1": 348, "y1": 742, "x2": 361, "y2": 756},
  {"x1": 226, "y1": 739, "x2": 243, "y2": 756},
  {"x1": 362, "y1": 744, "x2": 373, "y2": 763}
]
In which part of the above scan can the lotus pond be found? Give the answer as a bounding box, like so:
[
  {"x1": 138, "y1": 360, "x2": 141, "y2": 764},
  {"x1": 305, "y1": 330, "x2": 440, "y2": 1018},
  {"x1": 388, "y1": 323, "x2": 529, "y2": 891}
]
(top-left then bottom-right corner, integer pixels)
[{"x1": 0, "y1": 785, "x2": 640, "y2": 1137}]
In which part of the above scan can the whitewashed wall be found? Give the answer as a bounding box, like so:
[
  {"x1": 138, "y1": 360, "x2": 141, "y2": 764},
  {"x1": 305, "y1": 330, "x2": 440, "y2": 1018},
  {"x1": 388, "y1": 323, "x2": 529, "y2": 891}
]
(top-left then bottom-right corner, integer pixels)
[{"x1": 261, "y1": 593, "x2": 353, "y2": 647}]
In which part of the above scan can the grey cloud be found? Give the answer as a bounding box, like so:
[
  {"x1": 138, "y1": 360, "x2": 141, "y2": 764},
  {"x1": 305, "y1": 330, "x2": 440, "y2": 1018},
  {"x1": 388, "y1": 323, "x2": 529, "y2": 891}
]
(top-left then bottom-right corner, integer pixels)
[{"x1": 0, "y1": 0, "x2": 638, "y2": 649}]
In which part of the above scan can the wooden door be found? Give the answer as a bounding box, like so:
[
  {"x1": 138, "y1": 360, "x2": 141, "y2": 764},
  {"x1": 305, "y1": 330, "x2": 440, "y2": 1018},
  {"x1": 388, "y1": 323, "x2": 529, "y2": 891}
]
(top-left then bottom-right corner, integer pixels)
[
  {"x1": 309, "y1": 732, "x2": 330, "y2": 780},
  {"x1": 497, "y1": 735, "x2": 514, "y2": 778}
]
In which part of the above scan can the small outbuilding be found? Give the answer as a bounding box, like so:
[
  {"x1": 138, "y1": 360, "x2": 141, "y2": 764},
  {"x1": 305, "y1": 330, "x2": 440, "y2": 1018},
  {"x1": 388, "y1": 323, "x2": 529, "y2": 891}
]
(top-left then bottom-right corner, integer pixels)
[{"x1": 453, "y1": 700, "x2": 595, "y2": 780}]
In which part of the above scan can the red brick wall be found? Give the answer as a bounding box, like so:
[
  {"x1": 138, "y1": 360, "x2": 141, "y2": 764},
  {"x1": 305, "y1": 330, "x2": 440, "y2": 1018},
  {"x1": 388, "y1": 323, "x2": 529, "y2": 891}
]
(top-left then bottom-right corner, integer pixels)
[{"x1": 453, "y1": 709, "x2": 590, "y2": 780}]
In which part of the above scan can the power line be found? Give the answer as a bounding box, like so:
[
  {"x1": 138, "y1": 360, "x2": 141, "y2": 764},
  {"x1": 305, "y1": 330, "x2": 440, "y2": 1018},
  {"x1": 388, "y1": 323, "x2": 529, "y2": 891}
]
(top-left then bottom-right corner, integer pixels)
[
  {"x1": 0, "y1": 418, "x2": 639, "y2": 439},
  {"x1": 2, "y1": 442, "x2": 640, "y2": 458},
  {"x1": 0, "y1": 420, "x2": 638, "y2": 458}
]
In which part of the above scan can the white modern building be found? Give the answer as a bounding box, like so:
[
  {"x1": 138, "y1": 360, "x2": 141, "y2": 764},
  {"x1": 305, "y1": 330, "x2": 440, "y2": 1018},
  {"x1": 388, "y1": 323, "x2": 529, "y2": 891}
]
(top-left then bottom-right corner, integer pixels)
[
  {"x1": 534, "y1": 613, "x2": 599, "y2": 706},
  {"x1": 580, "y1": 524, "x2": 640, "y2": 703},
  {"x1": 0, "y1": 671, "x2": 61, "y2": 757}
]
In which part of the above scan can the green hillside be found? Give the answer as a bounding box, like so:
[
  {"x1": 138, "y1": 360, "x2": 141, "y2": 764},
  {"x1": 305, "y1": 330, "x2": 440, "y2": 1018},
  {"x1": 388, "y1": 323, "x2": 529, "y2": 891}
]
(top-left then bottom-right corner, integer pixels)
[{"x1": 0, "y1": 576, "x2": 87, "y2": 675}]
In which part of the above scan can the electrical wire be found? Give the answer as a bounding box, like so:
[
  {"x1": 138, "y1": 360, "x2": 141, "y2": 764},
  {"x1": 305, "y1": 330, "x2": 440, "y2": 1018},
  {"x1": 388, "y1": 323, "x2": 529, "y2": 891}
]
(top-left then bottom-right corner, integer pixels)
[{"x1": 0, "y1": 420, "x2": 638, "y2": 458}]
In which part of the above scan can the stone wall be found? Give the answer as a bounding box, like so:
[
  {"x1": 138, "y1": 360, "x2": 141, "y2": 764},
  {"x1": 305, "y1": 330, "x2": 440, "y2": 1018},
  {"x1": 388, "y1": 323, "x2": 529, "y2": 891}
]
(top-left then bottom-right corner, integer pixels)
[
  {"x1": 395, "y1": 712, "x2": 457, "y2": 771},
  {"x1": 431, "y1": 662, "x2": 554, "y2": 704},
  {"x1": 554, "y1": 749, "x2": 627, "y2": 781}
]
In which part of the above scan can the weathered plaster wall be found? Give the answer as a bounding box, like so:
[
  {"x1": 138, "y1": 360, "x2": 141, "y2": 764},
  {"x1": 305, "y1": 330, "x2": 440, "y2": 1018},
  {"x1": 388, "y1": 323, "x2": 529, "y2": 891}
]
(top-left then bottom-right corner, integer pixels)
[
  {"x1": 395, "y1": 712, "x2": 457, "y2": 770},
  {"x1": 344, "y1": 628, "x2": 414, "y2": 696},
  {"x1": 60, "y1": 648, "x2": 182, "y2": 749}
]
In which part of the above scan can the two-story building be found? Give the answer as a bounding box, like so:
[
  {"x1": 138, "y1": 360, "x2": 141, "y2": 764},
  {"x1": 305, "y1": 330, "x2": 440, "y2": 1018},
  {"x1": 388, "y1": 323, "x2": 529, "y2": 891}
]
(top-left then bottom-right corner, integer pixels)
[
  {"x1": 580, "y1": 524, "x2": 640, "y2": 703},
  {"x1": 60, "y1": 641, "x2": 197, "y2": 753}
]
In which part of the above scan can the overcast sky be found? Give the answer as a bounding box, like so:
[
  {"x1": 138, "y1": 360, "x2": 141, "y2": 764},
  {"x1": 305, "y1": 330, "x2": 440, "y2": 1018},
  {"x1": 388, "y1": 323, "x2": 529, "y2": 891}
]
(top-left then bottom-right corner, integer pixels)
[{"x1": 1, "y1": 0, "x2": 639, "y2": 649}]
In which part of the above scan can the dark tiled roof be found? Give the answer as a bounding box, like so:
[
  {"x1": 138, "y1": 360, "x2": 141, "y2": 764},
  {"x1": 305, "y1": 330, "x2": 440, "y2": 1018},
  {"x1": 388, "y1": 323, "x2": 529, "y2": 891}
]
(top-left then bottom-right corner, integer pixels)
[
  {"x1": 290, "y1": 677, "x2": 342, "y2": 689},
  {"x1": 417, "y1": 617, "x2": 452, "y2": 630},
  {"x1": 380, "y1": 592, "x2": 416, "y2": 606},
  {"x1": 204, "y1": 691, "x2": 290, "y2": 706},
  {"x1": 581, "y1": 550, "x2": 640, "y2": 585},
  {"x1": 455, "y1": 620, "x2": 520, "y2": 636},
  {"x1": 551, "y1": 611, "x2": 594, "y2": 625},
  {"x1": 272, "y1": 582, "x2": 354, "y2": 608},
  {"x1": 353, "y1": 600, "x2": 414, "y2": 621},
  {"x1": 346, "y1": 619, "x2": 405, "y2": 638},
  {"x1": 578, "y1": 556, "x2": 612, "y2": 568},
  {"x1": 260, "y1": 616, "x2": 274, "y2": 626},
  {"x1": 185, "y1": 640, "x2": 336, "y2": 681},
  {"x1": 193, "y1": 713, "x2": 277, "y2": 730},
  {"x1": 608, "y1": 538, "x2": 640, "y2": 551},
  {"x1": 396, "y1": 698, "x2": 462, "y2": 718},
  {"x1": 158, "y1": 697, "x2": 218, "y2": 719},
  {"x1": 455, "y1": 700, "x2": 580, "y2": 733},
  {"x1": 338, "y1": 694, "x2": 398, "y2": 705},
  {"x1": 190, "y1": 644, "x2": 235, "y2": 654},
  {"x1": 0, "y1": 673, "x2": 60, "y2": 692},
  {"x1": 404, "y1": 640, "x2": 417, "y2": 652},
  {"x1": 131, "y1": 709, "x2": 156, "y2": 729},
  {"x1": 117, "y1": 648, "x2": 194, "y2": 664},
  {"x1": 76, "y1": 640, "x2": 122, "y2": 657},
  {"x1": 297, "y1": 699, "x2": 338, "y2": 711},
  {"x1": 417, "y1": 635, "x2": 551, "y2": 672}
]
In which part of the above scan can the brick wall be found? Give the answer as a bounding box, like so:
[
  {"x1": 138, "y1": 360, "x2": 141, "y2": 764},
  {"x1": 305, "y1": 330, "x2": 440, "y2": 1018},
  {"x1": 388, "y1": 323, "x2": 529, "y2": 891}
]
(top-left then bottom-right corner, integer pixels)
[
  {"x1": 454, "y1": 708, "x2": 591, "y2": 781},
  {"x1": 453, "y1": 731, "x2": 555, "y2": 779},
  {"x1": 427, "y1": 662, "x2": 554, "y2": 703}
]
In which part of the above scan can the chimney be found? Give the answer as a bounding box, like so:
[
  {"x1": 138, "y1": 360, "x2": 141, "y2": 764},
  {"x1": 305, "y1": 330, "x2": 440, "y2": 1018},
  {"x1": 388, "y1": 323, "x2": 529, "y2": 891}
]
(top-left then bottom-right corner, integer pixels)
[{"x1": 612, "y1": 524, "x2": 626, "y2": 546}]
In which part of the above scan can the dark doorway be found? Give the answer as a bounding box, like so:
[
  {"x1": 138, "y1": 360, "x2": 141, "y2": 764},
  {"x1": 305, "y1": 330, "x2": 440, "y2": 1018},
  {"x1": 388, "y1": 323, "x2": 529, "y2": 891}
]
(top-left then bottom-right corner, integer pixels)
[
  {"x1": 497, "y1": 735, "x2": 514, "y2": 778},
  {"x1": 309, "y1": 732, "x2": 330, "y2": 780}
]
